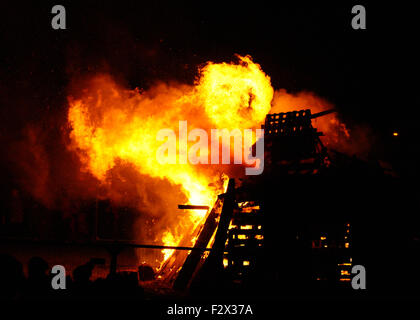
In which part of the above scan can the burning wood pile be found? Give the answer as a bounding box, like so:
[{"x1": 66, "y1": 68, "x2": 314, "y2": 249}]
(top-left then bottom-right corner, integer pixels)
[
  {"x1": 2, "y1": 54, "x2": 359, "y2": 295},
  {"x1": 158, "y1": 108, "x2": 341, "y2": 291}
]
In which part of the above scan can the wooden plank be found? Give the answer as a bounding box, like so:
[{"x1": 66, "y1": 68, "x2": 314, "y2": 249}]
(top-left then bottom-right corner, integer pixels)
[
  {"x1": 173, "y1": 199, "x2": 221, "y2": 290},
  {"x1": 207, "y1": 179, "x2": 236, "y2": 264}
]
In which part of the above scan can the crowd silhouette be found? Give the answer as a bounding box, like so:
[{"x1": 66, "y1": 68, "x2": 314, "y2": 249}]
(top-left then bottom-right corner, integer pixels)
[{"x1": 0, "y1": 253, "x2": 145, "y2": 300}]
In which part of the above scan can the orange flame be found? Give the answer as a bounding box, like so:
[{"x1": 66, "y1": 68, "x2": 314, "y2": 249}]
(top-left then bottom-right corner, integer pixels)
[
  {"x1": 66, "y1": 55, "x2": 354, "y2": 269},
  {"x1": 196, "y1": 55, "x2": 273, "y2": 129},
  {"x1": 67, "y1": 55, "x2": 273, "y2": 267}
]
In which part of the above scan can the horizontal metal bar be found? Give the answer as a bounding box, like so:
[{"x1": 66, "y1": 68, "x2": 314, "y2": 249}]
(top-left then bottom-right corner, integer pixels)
[
  {"x1": 0, "y1": 238, "x2": 212, "y2": 251},
  {"x1": 178, "y1": 204, "x2": 209, "y2": 210},
  {"x1": 310, "y1": 109, "x2": 336, "y2": 119}
]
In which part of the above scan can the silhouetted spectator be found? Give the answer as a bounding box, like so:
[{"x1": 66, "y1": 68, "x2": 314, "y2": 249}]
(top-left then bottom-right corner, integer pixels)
[
  {"x1": 138, "y1": 264, "x2": 155, "y2": 281},
  {"x1": 104, "y1": 271, "x2": 143, "y2": 299},
  {"x1": 24, "y1": 256, "x2": 51, "y2": 299},
  {"x1": 72, "y1": 261, "x2": 95, "y2": 298},
  {"x1": 0, "y1": 254, "x2": 25, "y2": 300}
]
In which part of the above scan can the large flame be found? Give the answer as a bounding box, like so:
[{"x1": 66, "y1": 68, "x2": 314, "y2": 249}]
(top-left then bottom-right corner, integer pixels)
[
  {"x1": 66, "y1": 54, "x2": 351, "y2": 269},
  {"x1": 196, "y1": 55, "x2": 273, "y2": 129},
  {"x1": 67, "y1": 55, "x2": 273, "y2": 267}
]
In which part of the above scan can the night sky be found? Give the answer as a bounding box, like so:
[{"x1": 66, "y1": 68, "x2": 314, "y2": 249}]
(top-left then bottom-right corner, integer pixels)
[{"x1": 0, "y1": 1, "x2": 419, "y2": 176}]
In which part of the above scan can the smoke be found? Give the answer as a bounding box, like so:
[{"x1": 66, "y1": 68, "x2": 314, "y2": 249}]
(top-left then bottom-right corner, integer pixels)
[{"x1": 8, "y1": 125, "x2": 52, "y2": 207}]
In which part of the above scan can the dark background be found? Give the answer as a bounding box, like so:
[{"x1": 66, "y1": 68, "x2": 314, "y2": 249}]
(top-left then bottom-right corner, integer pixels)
[{"x1": 0, "y1": 1, "x2": 419, "y2": 173}]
